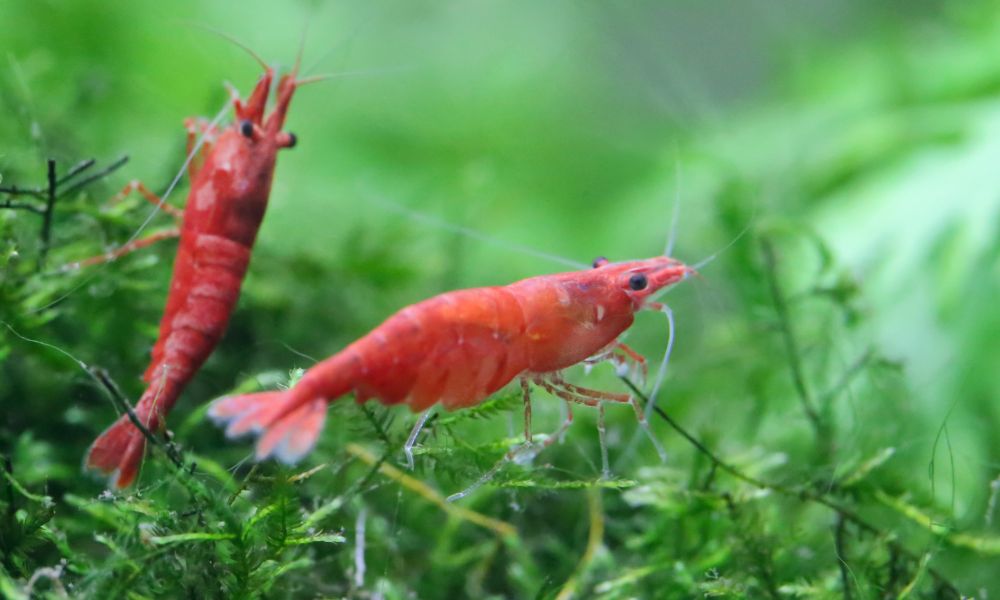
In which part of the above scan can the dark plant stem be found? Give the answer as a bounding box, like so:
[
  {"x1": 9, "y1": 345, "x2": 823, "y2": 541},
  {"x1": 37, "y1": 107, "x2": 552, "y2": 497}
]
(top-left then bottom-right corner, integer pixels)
[
  {"x1": 55, "y1": 158, "x2": 96, "y2": 186},
  {"x1": 760, "y1": 237, "x2": 831, "y2": 456},
  {"x1": 2, "y1": 455, "x2": 15, "y2": 521},
  {"x1": 0, "y1": 156, "x2": 128, "y2": 267},
  {"x1": 834, "y1": 513, "x2": 853, "y2": 600},
  {"x1": 0, "y1": 185, "x2": 46, "y2": 199},
  {"x1": 0, "y1": 199, "x2": 45, "y2": 214},
  {"x1": 89, "y1": 366, "x2": 184, "y2": 469},
  {"x1": 38, "y1": 159, "x2": 57, "y2": 268},
  {"x1": 819, "y1": 348, "x2": 874, "y2": 407},
  {"x1": 61, "y1": 155, "x2": 128, "y2": 197}
]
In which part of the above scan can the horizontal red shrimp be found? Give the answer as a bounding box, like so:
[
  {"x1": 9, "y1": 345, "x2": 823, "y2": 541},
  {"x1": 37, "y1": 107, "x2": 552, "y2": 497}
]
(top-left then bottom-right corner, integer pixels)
[
  {"x1": 209, "y1": 256, "x2": 693, "y2": 469},
  {"x1": 84, "y1": 59, "x2": 303, "y2": 488}
]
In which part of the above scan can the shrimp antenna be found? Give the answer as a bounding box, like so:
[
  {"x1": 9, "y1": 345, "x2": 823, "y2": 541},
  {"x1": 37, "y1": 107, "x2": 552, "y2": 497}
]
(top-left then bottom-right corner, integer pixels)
[
  {"x1": 663, "y1": 153, "x2": 682, "y2": 257},
  {"x1": 691, "y1": 202, "x2": 758, "y2": 272},
  {"x1": 644, "y1": 304, "x2": 676, "y2": 421},
  {"x1": 295, "y1": 66, "x2": 414, "y2": 86},
  {"x1": 183, "y1": 22, "x2": 270, "y2": 72},
  {"x1": 293, "y1": 21, "x2": 309, "y2": 76},
  {"x1": 363, "y1": 186, "x2": 588, "y2": 270},
  {"x1": 295, "y1": 73, "x2": 338, "y2": 86}
]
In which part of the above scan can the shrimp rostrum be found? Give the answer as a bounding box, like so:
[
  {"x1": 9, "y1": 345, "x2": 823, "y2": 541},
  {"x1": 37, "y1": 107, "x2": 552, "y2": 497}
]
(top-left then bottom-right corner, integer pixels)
[{"x1": 210, "y1": 256, "x2": 692, "y2": 470}]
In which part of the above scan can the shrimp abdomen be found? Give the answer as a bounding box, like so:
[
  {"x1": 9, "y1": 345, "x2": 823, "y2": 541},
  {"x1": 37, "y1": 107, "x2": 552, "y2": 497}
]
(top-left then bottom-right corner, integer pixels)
[{"x1": 345, "y1": 287, "x2": 528, "y2": 411}]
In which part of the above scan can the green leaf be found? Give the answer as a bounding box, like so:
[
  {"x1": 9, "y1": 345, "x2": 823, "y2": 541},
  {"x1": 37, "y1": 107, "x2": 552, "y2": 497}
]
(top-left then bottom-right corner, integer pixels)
[{"x1": 148, "y1": 532, "x2": 237, "y2": 546}]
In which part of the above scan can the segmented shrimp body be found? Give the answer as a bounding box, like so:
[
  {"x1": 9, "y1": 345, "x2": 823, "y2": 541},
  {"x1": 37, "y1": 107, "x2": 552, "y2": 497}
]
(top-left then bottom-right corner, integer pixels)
[
  {"x1": 210, "y1": 257, "x2": 692, "y2": 464},
  {"x1": 86, "y1": 67, "x2": 300, "y2": 488}
]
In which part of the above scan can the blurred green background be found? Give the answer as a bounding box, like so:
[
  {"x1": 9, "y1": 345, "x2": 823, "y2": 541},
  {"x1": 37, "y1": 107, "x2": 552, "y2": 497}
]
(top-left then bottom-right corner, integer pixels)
[{"x1": 2, "y1": 1, "x2": 998, "y2": 597}]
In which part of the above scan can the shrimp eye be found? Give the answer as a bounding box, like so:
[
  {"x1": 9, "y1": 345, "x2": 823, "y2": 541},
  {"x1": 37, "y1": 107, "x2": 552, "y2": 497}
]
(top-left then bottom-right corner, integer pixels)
[
  {"x1": 239, "y1": 119, "x2": 254, "y2": 138},
  {"x1": 592, "y1": 256, "x2": 608, "y2": 268},
  {"x1": 286, "y1": 132, "x2": 297, "y2": 148},
  {"x1": 628, "y1": 273, "x2": 648, "y2": 291}
]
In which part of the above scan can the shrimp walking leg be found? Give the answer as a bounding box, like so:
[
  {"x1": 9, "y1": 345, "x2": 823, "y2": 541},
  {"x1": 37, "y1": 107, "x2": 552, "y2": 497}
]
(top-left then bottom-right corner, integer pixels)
[
  {"x1": 614, "y1": 342, "x2": 648, "y2": 384},
  {"x1": 585, "y1": 342, "x2": 648, "y2": 385},
  {"x1": 403, "y1": 410, "x2": 433, "y2": 470},
  {"x1": 520, "y1": 377, "x2": 533, "y2": 443},
  {"x1": 446, "y1": 397, "x2": 574, "y2": 503},
  {"x1": 597, "y1": 402, "x2": 610, "y2": 479},
  {"x1": 68, "y1": 117, "x2": 219, "y2": 271},
  {"x1": 545, "y1": 373, "x2": 668, "y2": 463},
  {"x1": 64, "y1": 178, "x2": 186, "y2": 270},
  {"x1": 100, "y1": 115, "x2": 218, "y2": 220},
  {"x1": 63, "y1": 227, "x2": 181, "y2": 270},
  {"x1": 108, "y1": 180, "x2": 184, "y2": 219}
]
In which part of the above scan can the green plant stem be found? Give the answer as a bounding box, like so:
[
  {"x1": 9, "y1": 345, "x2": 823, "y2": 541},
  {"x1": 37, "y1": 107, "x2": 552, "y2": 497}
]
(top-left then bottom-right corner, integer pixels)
[
  {"x1": 620, "y1": 377, "x2": 961, "y2": 598},
  {"x1": 834, "y1": 514, "x2": 854, "y2": 600},
  {"x1": 819, "y1": 348, "x2": 874, "y2": 407},
  {"x1": 759, "y1": 238, "x2": 828, "y2": 447}
]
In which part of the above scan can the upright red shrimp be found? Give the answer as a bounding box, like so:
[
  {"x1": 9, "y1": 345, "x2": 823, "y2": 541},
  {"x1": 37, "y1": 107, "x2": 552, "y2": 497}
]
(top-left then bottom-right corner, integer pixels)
[
  {"x1": 209, "y1": 256, "x2": 692, "y2": 467},
  {"x1": 85, "y1": 63, "x2": 301, "y2": 488}
]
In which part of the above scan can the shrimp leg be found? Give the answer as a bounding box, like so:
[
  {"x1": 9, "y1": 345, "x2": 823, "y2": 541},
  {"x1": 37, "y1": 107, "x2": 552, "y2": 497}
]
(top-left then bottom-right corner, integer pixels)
[
  {"x1": 102, "y1": 115, "x2": 218, "y2": 218},
  {"x1": 447, "y1": 378, "x2": 569, "y2": 502},
  {"x1": 66, "y1": 116, "x2": 221, "y2": 271},
  {"x1": 105, "y1": 180, "x2": 184, "y2": 219},
  {"x1": 585, "y1": 342, "x2": 648, "y2": 385},
  {"x1": 62, "y1": 177, "x2": 184, "y2": 269},
  {"x1": 402, "y1": 409, "x2": 433, "y2": 470},
  {"x1": 446, "y1": 398, "x2": 574, "y2": 503},
  {"x1": 614, "y1": 342, "x2": 648, "y2": 384},
  {"x1": 521, "y1": 377, "x2": 533, "y2": 443},
  {"x1": 597, "y1": 402, "x2": 610, "y2": 479},
  {"x1": 544, "y1": 373, "x2": 668, "y2": 464},
  {"x1": 63, "y1": 227, "x2": 181, "y2": 270},
  {"x1": 448, "y1": 369, "x2": 636, "y2": 502}
]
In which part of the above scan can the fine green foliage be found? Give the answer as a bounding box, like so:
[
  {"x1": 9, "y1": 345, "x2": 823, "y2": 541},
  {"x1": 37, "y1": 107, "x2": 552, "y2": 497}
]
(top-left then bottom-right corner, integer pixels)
[{"x1": 3, "y1": 2, "x2": 1000, "y2": 598}]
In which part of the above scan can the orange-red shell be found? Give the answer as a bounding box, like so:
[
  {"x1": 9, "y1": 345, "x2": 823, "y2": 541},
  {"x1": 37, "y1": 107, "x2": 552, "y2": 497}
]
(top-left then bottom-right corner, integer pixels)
[{"x1": 287, "y1": 257, "x2": 689, "y2": 413}]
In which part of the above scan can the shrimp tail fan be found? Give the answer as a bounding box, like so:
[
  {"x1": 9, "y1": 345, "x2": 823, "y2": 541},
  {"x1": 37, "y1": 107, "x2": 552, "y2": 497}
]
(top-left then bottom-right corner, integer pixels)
[
  {"x1": 85, "y1": 414, "x2": 149, "y2": 489},
  {"x1": 208, "y1": 391, "x2": 327, "y2": 464}
]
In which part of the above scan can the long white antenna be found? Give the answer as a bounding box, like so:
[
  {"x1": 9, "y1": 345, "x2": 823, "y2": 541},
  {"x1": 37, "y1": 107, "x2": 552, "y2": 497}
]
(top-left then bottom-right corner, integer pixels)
[
  {"x1": 363, "y1": 187, "x2": 588, "y2": 270},
  {"x1": 691, "y1": 216, "x2": 755, "y2": 272},
  {"x1": 645, "y1": 304, "x2": 676, "y2": 420},
  {"x1": 664, "y1": 156, "x2": 682, "y2": 257}
]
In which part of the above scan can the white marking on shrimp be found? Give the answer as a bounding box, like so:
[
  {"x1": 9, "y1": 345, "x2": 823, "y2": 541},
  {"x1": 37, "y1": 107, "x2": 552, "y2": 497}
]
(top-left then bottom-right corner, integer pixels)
[{"x1": 556, "y1": 285, "x2": 571, "y2": 307}]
